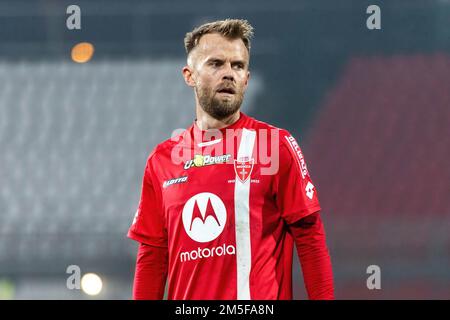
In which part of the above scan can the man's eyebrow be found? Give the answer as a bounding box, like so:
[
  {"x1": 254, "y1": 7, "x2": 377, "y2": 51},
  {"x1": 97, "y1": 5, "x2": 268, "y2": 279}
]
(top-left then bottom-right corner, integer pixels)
[
  {"x1": 206, "y1": 57, "x2": 224, "y2": 63},
  {"x1": 232, "y1": 60, "x2": 247, "y2": 66},
  {"x1": 206, "y1": 57, "x2": 247, "y2": 66}
]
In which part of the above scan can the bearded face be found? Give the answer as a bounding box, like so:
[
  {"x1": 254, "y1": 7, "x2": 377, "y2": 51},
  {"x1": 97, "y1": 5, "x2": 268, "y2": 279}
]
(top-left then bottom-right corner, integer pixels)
[
  {"x1": 195, "y1": 78, "x2": 245, "y2": 120},
  {"x1": 184, "y1": 33, "x2": 250, "y2": 121}
]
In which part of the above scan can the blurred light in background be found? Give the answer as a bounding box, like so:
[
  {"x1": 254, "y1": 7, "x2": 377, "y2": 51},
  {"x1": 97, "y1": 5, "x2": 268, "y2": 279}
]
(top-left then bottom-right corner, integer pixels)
[
  {"x1": 71, "y1": 42, "x2": 95, "y2": 63},
  {"x1": 81, "y1": 273, "x2": 103, "y2": 296},
  {"x1": 0, "y1": 279, "x2": 15, "y2": 300}
]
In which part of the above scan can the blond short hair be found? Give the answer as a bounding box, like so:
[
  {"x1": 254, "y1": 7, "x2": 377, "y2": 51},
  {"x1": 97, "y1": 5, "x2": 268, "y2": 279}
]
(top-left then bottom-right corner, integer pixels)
[{"x1": 184, "y1": 19, "x2": 254, "y2": 56}]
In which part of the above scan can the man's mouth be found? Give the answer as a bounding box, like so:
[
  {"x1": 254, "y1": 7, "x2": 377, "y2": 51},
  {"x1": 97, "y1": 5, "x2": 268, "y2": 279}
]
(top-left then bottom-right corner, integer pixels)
[{"x1": 216, "y1": 87, "x2": 236, "y2": 95}]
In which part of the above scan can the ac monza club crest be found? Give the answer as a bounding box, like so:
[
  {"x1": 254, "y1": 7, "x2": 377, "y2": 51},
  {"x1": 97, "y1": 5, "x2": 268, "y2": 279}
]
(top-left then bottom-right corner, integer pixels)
[{"x1": 234, "y1": 157, "x2": 254, "y2": 183}]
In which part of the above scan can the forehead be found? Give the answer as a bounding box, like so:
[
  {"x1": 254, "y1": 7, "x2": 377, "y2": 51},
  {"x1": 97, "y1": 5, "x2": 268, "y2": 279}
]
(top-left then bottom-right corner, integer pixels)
[{"x1": 194, "y1": 33, "x2": 249, "y2": 61}]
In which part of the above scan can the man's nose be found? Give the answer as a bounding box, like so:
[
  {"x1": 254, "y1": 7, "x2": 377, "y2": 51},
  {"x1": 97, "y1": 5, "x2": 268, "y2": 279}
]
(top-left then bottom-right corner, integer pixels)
[{"x1": 222, "y1": 63, "x2": 234, "y2": 81}]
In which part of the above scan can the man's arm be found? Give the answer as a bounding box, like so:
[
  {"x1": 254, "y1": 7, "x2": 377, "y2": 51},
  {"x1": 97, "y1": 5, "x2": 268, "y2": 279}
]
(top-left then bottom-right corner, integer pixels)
[
  {"x1": 132, "y1": 243, "x2": 168, "y2": 300},
  {"x1": 288, "y1": 211, "x2": 335, "y2": 300}
]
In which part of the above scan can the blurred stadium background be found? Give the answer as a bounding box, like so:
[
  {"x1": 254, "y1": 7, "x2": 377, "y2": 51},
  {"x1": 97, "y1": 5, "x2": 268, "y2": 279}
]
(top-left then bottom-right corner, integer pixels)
[{"x1": 0, "y1": 0, "x2": 449, "y2": 299}]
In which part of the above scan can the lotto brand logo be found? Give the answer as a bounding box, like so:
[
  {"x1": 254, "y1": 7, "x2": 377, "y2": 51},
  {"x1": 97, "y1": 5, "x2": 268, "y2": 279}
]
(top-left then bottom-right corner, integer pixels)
[
  {"x1": 305, "y1": 181, "x2": 315, "y2": 199},
  {"x1": 182, "y1": 192, "x2": 227, "y2": 243},
  {"x1": 163, "y1": 176, "x2": 188, "y2": 188}
]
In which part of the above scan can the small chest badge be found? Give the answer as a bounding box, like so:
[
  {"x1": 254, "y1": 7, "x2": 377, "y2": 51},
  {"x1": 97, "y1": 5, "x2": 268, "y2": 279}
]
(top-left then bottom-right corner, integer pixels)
[{"x1": 234, "y1": 157, "x2": 254, "y2": 183}]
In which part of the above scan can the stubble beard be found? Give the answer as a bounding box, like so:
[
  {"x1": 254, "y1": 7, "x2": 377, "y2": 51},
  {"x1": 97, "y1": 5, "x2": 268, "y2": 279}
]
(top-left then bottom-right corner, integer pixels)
[{"x1": 196, "y1": 85, "x2": 244, "y2": 121}]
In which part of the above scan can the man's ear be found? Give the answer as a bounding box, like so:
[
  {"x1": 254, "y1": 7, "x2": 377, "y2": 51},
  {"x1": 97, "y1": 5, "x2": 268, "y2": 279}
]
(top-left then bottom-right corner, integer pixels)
[
  {"x1": 182, "y1": 65, "x2": 196, "y2": 87},
  {"x1": 243, "y1": 70, "x2": 250, "y2": 90}
]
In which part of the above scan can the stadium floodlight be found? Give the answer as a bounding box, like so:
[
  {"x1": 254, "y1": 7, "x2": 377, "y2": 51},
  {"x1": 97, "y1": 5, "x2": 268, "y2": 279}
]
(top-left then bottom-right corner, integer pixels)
[{"x1": 81, "y1": 273, "x2": 103, "y2": 296}]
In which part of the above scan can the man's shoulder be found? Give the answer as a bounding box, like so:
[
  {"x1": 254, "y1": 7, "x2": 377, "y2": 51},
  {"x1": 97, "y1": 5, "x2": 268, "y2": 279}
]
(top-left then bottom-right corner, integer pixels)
[
  {"x1": 245, "y1": 114, "x2": 295, "y2": 144},
  {"x1": 146, "y1": 128, "x2": 191, "y2": 162},
  {"x1": 245, "y1": 114, "x2": 279, "y2": 131}
]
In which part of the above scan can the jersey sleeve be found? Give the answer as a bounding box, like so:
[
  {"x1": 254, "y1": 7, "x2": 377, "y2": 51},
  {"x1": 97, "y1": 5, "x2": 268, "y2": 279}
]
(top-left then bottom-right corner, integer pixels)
[
  {"x1": 127, "y1": 153, "x2": 168, "y2": 247},
  {"x1": 275, "y1": 131, "x2": 322, "y2": 224}
]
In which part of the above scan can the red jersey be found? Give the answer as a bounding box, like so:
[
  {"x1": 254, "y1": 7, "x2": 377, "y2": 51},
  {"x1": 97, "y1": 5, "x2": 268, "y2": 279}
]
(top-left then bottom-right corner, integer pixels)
[{"x1": 127, "y1": 112, "x2": 321, "y2": 299}]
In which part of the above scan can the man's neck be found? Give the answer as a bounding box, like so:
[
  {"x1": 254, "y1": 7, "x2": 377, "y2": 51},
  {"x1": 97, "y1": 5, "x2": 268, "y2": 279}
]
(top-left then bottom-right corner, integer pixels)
[{"x1": 195, "y1": 106, "x2": 241, "y2": 131}]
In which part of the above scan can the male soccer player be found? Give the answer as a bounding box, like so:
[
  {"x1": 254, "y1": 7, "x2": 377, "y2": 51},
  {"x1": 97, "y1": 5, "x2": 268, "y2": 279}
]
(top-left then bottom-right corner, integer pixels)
[{"x1": 128, "y1": 19, "x2": 334, "y2": 300}]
